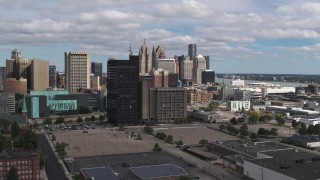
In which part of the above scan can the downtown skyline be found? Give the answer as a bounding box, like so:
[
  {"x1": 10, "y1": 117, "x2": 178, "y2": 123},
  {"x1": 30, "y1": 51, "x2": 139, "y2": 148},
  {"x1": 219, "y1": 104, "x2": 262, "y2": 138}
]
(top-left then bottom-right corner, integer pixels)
[{"x1": 1, "y1": 0, "x2": 320, "y2": 74}]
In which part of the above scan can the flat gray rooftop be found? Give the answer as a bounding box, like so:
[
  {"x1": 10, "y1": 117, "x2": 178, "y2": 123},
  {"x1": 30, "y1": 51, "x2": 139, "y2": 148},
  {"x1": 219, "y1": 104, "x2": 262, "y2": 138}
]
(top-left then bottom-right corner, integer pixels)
[
  {"x1": 130, "y1": 164, "x2": 188, "y2": 179},
  {"x1": 80, "y1": 166, "x2": 119, "y2": 180}
]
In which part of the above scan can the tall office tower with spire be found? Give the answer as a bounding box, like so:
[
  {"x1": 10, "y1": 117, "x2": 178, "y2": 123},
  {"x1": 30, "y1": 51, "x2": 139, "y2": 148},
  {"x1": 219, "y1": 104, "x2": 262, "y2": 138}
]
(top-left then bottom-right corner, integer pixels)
[
  {"x1": 152, "y1": 45, "x2": 166, "y2": 70},
  {"x1": 65, "y1": 52, "x2": 90, "y2": 93},
  {"x1": 193, "y1": 54, "x2": 207, "y2": 84},
  {"x1": 188, "y1": 44, "x2": 197, "y2": 60},
  {"x1": 139, "y1": 40, "x2": 152, "y2": 75}
]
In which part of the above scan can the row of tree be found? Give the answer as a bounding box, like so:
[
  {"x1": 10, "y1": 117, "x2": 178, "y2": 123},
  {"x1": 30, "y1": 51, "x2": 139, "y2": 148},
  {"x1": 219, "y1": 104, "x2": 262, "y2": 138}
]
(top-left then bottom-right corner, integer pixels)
[
  {"x1": 257, "y1": 128, "x2": 278, "y2": 137},
  {"x1": 44, "y1": 114, "x2": 106, "y2": 125},
  {"x1": 294, "y1": 121, "x2": 320, "y2": 136}
]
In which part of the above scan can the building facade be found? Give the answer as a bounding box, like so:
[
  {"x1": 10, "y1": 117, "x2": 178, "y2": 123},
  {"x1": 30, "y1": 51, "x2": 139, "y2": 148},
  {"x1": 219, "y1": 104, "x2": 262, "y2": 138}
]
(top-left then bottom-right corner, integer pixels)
[
  {"x1": 188, "y1": 44, "x2": 197, "y2": 60},
  {"x1": 30, "y1": 60, "x2": 49, "y2": 91},
  {"x1": 151, "y1": 69, "x2": 169, "y2": 88},
  {"x1": 0, "y1": 93, "x2": 15, "y2": 114},
  {"x1": 0, "y1": 67, "x2": 6, "y2": 91},
  {"x1": 49, "y1": 65, "x2": 57, "y2": 89},
  {"x1": 3, "y1": 78, "x2": 27, "y2": 94},
  {"x1": 65, "y1": 52, "x2": 90, "y2": 93},
  {"x1": 193, "y1": 55, "x2": 206, "y2": 84},
  {"x1": 139, "y1": 42, "x2": 152, "y2": 75},
  {"x1": 202, "y1": 70, "x2": 215, "y2": 84},
  {"x1": 157, "y1": 59, "x2": 176, "y2": 73},
  {"x1": 181, "y1": 57, "x2": 193, "y2": 80},
  {"x1": 91, "y1": 62, "x2": 103, "y2": 85},
  {"x1": 107, "y1": 55, "x2": 140, "y2": 125},
  {"x1": 227, "y1": 101, "x2": 251, "y2": 111}
]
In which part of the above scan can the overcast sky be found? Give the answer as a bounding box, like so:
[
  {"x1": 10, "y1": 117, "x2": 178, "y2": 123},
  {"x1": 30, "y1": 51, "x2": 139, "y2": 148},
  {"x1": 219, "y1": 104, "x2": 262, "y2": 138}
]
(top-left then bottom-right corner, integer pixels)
[{"x1": 1, "y1": 0, "x2": 320, "y2": 74}]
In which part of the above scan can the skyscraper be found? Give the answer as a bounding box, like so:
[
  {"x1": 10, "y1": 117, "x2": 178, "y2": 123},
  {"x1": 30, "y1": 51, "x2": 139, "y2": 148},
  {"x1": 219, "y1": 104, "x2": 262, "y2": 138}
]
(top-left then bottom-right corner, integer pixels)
[
  {"x1": 30, "y1": 59, "x2": 49, "y2": 91},
  {"x1": 49, "y1": 65, "x2": 57, "y2": 89},
  {"x1": 204, "y1": 55, "x2": 210, "y2": 70},
  {"x1": 188, "y1": 44, "x2": 197, "y2": 60},
  {"x1": 65, "y1": 52, "x2": 90, "y2": 93},
  {"x1": 91, "y1": 62, "x2": 103, "y2": 85},
  {"x1": 139, "y1": 41, "x2": 152, "y2": 75},
  {"x1": 151, "y1": 69, "x2": 169, "y2": 88},
  {"x1": 107, "y1": 55, "x2": 140, "y2": 125},
  {"x1": 152, "y1": 45, "x2": 166, "y2": 70},
  {"x1": 181, "y1": 56, "x2": 193, "y2": 80},
  {"x1": 193, "y1": 55, "x2": 206, "y2": 84}
]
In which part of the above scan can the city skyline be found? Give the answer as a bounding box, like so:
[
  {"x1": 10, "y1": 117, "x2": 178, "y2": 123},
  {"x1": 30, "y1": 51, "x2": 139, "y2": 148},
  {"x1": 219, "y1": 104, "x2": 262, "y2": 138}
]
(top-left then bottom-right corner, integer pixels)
[{"x1": 1, "y1": 1, "x2": 320, "y2": 74}]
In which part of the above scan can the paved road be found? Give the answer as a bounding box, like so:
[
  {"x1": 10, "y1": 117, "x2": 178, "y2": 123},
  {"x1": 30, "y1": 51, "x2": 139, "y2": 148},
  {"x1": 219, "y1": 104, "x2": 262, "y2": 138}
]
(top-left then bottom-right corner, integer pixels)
[
  {"x1": 37, "y1": 134, "x2": 68, "y2": 180},
  {"x1": 142, "y1": 133, "x2": 242, "y2": 180}
]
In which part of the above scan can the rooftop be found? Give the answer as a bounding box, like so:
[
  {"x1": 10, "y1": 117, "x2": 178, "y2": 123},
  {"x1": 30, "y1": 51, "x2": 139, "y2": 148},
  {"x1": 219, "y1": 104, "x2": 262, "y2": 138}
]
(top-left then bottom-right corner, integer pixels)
[
  {"x1": 130, "y1": 164, "x2": 188, "y2": 179},
  {"x1": 80, "y1": 166, "x2": 119, "y2": 180}
]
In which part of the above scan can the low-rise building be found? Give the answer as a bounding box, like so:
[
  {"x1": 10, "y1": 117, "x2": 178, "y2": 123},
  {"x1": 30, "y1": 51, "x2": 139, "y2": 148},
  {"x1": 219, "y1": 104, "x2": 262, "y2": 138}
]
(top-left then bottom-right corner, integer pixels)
[
  {"x1": 0, "y1": 93, "x2": 15, "y2": 114},
  {"x1": 266, "y1": 106, "x2": 319, "y2": 119},
  {"x1": 226, "y1": 101, "x2": 250, "y2": 111}
]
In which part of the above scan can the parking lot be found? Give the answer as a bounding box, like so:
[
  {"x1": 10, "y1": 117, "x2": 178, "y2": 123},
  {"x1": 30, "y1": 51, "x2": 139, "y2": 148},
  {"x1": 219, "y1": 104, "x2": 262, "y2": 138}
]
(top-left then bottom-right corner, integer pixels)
[
  {"x1": 153, "y1": 126, "x2": 236, "y2": 145},
  {"x1": 53, "y1": 129, "x2": 152, "y2": 157},
  {"x1": 234, "y1": 123, "x2": 296, "y2": 137}
]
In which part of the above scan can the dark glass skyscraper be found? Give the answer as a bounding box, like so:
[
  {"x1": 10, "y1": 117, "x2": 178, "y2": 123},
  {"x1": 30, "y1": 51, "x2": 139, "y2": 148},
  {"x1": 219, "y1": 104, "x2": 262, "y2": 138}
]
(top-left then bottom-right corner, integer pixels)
[
  {"x1": 91, "y1": 62, "x2": 103, "y2": 85},
  {"x1": 107, "y1": 55, "x2": 140, "y2": 125},
  {"x1": 188, "y1": 44, "x2": 197, "y2": 60},
  {"x1": 49, "y1": 65, "x2": 57, "y2": 88}
]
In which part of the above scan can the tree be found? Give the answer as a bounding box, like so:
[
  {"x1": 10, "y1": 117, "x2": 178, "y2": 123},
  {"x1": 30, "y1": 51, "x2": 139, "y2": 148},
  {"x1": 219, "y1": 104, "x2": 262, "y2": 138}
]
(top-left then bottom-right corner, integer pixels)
[
  {"x1": 248, "y1": 111, "x2": 259, "y2": 124},
  {"x1": 308, "y1": 125, "x2": 315, "y2": 135},
  {"x1": 85, "y1": 117, "x2": 90, "y2": 122},
  {"x1": 292, "y1": 120, "x2": 299, "y2": 128},
  {"x1": 90, "y1": 116, "x2": 96, "y2": 122},
  {"x1": 166, "y1": 135, "x2": 173, "y2": 143},
  {"x1": 156, "y1": 132, "x2": 167, "y2": 140},
  {"x1": 198, "y1": 138, "x2": 209, "y2": 147},
  {"x1": 237, "y1": 117, "x2": 245, "y2": 123},
  {"x1": 239, "y1": 124, "x2": 249, "y2": 137},
  {"x1": 143, "y1": 126, "x2": 154, "y2": 134},
  {"x1": 275, "y1": 114, "x2": 285, "y2": 126},
  {"x1": 98, "y1": 115, "x2": 105, "y2": 121},
  {"x1": 0, "y1": 119, "x2": 10, "y2": 133},
  {"x1": 7, "y1": 167, "x2": 19, "y2": 180},
  {"x1": 77, "y1": 117, "x2": 83, "y2": 123},
  {"x1": 219, "y1": 124, "x2": 226, "y2": 130},
  {"x1": 298, "y1": 123, "x2": 308, "y2": 135},
  {"x1": 176, "y1": 139, "x2": 184, "y2": 147},
  {"x1": 0, "y1": 135, "x2": 9, "y2": 152},
  {"x1": 10, "y1": 121, "x2": 20, "y2": 138},
  {"x1": 44, "y1": 118, "x2": 53, "y2": 125},
  {"x1": 270, "y1": 128, "x2": 278, "y2": 137},
  {"x1": 250, "y1": 133, "x2": 258, "y2": 139},
  {"x1": 136, "y1": 133, "x2": 142, "y2": 140},
  {"x1": 153, "y1": 143, "x2": 161, "y2": 152},
  {"x1": 258, "y1": 128, "x2": 267, "y2": 137},
  {"x1": 55, "y1": 117, "x2": 65, "y2": 124},
  {"x1": 227, "y1": 125, "x2": 239, "y2": 135},
  {"x1": 55, "y1": 142, "x2": 69, "y2": 159},
  {"x1": 230, "y1": 117, "x2": 237, "y2": 125}
]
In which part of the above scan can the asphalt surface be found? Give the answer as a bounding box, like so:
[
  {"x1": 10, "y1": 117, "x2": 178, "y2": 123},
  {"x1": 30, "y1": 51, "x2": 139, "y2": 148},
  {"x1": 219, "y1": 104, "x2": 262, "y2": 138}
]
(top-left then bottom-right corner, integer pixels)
[{"x1": 37, "y1": 134, "x2": 68, "y2": 180}]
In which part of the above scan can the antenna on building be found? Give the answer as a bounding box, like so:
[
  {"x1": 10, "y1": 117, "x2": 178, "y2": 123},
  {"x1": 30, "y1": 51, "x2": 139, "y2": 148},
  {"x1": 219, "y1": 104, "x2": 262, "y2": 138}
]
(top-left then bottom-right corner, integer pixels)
[
  {"x1": 129, "y1": 43, "x2": 133, "y2": 55},
  {"x1": 144, "y1": 38, "x2": 146, "y2": 45}
]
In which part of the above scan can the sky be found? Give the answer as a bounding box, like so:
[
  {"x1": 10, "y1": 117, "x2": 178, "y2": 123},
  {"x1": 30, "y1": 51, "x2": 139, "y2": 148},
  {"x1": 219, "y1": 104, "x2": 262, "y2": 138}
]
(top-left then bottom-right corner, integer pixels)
[{"x1": 1, "y1": 0, "x2": 320, "y2": 74}]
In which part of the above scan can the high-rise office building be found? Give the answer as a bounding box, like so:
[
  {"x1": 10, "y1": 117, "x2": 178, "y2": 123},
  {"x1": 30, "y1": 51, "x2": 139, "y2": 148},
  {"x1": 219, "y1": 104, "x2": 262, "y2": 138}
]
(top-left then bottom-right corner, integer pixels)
[
  {"x1": 157, "y1": 59, "x2": 176, "y2": 73},
  {"x1": 91, "y1": 62, "x2": 103, "y2": 85},
  {"x1": 139, "y1": 41, "x2": 152, "y2": 75},
  {"x1": 181, "y1": 56, "x2": 193, "y2": 80},
  {"x1": 188, "y1": 44, "x2": 197, "y2": 60},
  {"x1": 202, "y1": 70, "x2": 215, "y2": 84},
  {"x1": 5, "y1": 59, "x2": 14, "y2": 78},
  {"x1": 29, "y1": 59, "x2": 49, "y2": 91},
  {"x1": 204, "y1": 55, "x2": 210, "y2": 70},
  {"x1": 151, "y1": 69, "x2": 169, "y2": 88},
  {"x1": 13, "y1": 58, "x2": 30, "y2": 80},
  {"x1": 65, "y1": 52, "x2": 90, "y2": 93},
  {"x1": 0, "y1": 67, "x2": 6, "y2": 91},
  {"x1": 193, "y1": 55, "x2": 206, "y2": 84},
  {"x1": 49, "y1": 65, "x2": 57, "y2": 89},
  {"x1": 152, "y1": 45, "x2": 166, "y2": 70},
  {"x1": 107, "y1": 55, "x2": 140, "y2": 125}
]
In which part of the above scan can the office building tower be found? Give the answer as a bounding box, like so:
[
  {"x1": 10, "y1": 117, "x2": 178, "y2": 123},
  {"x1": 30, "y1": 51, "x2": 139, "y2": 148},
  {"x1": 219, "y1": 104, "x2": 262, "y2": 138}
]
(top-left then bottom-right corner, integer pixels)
[
  {"x1": 149, "y1": 88, "x2": 187, "y2": 124},
  {"x1": 140, "y1": 76, "x2": 152, "y2": 123},
  {"x1": 0, "y1": 93, "x2": 15, "y2": 114},
  {"x1": 91, "y1": 62, "x2": 103, "y2": 85},
  {"x1": 0, "y1": 67, "x2": 5, "y2": 91},
  {"x1": 202, "y1": 70, "x2": 215, "y2": 84},
  {"x1": 11, "y1": 48, "x2": 21, "y2": 59},
  {"x1": 3, "y1": 78, "x2": 27, "y2": 94},
  {"x1": 49, "y1": 65, "x2": 57, "y2": 89},
  {"x1": 168, "y1": 73, "x2": 179, "y2": 87},
  {"x1": 152, "y1": 45, "x2": 166, "y2": 70},
  {"x1": 13, "y1": 58, "x2": 30, "y2": 80},
  {"x1": 193, "y1": 55, "x2": 206, "y2": 84},
  {"x1": 204, "y1": 55, "x2": 210, "y2": 70},
  {"x1": 188, "y1": 44, "x2": 197, "y2": 60},
  {"x1": 65, "y1": 52, "x2": 90, "y2": 93},
  {"x1": 5, "y1": 59, "x2": 14, "y2": 78},
  {"x1": 151, "y1": 69, "x2": 169, "y2": 88},
  {"x1": 107, "y1": 55, "x2": 140, "y2": 125},
  {"x1": 174, "y1": 56, "x2": 180, "y2": 75},
  {"x1": 90, "y1": 74, "x2": 100, "y2": 90},
  {"x1": 139, "y1": 41, "x2": 152, "y2": 75},
  {"x1": 157, "y1": 59, "x2": 176, "y2": 73},
  {"x1": 181, "y1": 56, "x2": 193, "y2": 80},
  {"x1": 177, "y1": 55, "x2": 185, "y2": 79},
  {"x1": 30, "y1": 59, "x2": 49, "y2": 91}
]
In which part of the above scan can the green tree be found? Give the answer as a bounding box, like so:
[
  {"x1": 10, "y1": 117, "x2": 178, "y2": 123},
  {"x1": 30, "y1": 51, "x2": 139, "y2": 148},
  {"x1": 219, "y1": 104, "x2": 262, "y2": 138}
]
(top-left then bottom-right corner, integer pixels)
[
  {"x1": 248, "y1": 111, "x2": 259, "y2": 124},
  {"x1": 143, "y1": 126, "x2": 154, "y2": 134},
  {"x1": 237, "y1": 117, "x2": 245, "y2": 123},
  {"x1": 156, "y1": 132, "x2": 167, "y2": 140},
  {"x1": 0, "y1": 119, "x2": 10, "y2": 133},
  {"x1": 153, "y1": 143, "x2": 161, "y2": 152},
  {"x1": 227, "y1": 125, "x2": 239, "y2": 135},
  {"x1": 136, "y1": 133, "x2": 142, "y2": 140},
  {"x1": 55, "y1": 142, "x2": 69, "y2": 159},
  {"x1": 292, "y1": 120, "x2": 299, "y2": 128},
  {"x1": 10, "y1": 121, "x2": 20, "y2": 138},
  {"x1": 219, "y1": 124, "x2": 226, "y2": 130},
  {"x1": 7, "y1": 167, "x2": 19, "y2": 180},
  {"x1": 239, "y1": 124, "x2": 249, "y2": 136},
  {"x1": 98, "y1": 115, "x2": 105, "y2": 121},
  {"x1": 298, "y1": 123, "x2": 308, "y2": 135},
  {"x1": 44, "y1": 118, "x2": 53, "y2": 125},
  {"x1": 55, "y1": 117, "x2": 65, "y2": 124},
  {"x1": 230, "y1": 117, "x2": 237, "y2": 125},
  {"x1": 176, "y1": 139, "x2": 184, "y2": 147},
  {"x1": 90, "y1": 116, "x2": 96, "y2": 122},
  {"x1": 0, "y1": 135, "x2": 9, "y2": 152},
  {"x1": 85, "y1": 117, "x2": 90, "y2": 122},
  {"x1": 166, "y1": 135, "x2": 173, "y2": 143},
  {"x1": 308, "y1": 125, "x2": 315, "y2": 135},
  {"x1": 275, "y1": 114, "x2": 285, "y2": 126},
  {"x1": 270, "y1": 128, "x2": 278, "y2": 137},
  {"x1": 250, "y1": 133, "x2": 258, "y2": 139},
  {"x1": 198, "y1": 138, "x2": 209, "y2": 147},
  {"x1": 77, "y1": 117, "x2": 83, "y2": 123},
  {"x1": 258, "y1": 128, "x2": 267, "y2": 137}
]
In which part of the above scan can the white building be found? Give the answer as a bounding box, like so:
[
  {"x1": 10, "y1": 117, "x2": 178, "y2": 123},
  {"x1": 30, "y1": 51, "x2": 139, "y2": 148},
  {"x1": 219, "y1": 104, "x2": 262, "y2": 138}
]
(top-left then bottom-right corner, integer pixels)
[
  {"x1": 157, "y1": 59, "x2": 176, "y2": 74},
  {"x1": 181, "y1": 57, "x2": 193, "y2": 79},
  {"x1": 230, "y1": 79, "x2": 245, "y2": 86},
  {"x1": 65, "y1": 52, "x2": 90, "y2": 93},
  {"x1": 193, "y1": 54, "x2": 206, "y2": 84},
  {"x1": 227, "y1": 101, "x2": 250, "y2": 111}
]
